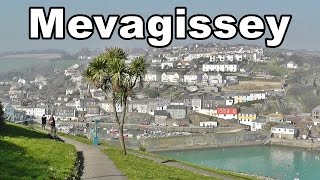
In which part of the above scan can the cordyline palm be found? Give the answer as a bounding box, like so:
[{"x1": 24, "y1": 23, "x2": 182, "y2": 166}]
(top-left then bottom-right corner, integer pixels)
[{"x1": 83, "y1": 47, "x2": 146, "y2": 155}]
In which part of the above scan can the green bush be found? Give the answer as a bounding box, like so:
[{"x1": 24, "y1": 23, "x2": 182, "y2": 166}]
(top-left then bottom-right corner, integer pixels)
[{"x1": 0, "y1": 101, "x2": 5, "y2": 129}]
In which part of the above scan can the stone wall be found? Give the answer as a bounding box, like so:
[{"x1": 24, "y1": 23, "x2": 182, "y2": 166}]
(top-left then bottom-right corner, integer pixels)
[
  {"x1": 141, "y1": 131, "x2": 269, "y2": 151},
  {"x1": 270, "y1": 138, "x2": 320, "y2": 149}
]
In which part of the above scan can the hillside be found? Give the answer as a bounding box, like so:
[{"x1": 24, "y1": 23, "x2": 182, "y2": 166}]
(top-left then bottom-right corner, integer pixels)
[{"x1": 0, "y1": 124, "x2": 77, "y2": 180}]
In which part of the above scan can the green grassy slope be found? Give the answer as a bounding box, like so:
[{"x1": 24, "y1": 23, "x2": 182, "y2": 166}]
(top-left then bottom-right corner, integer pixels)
[{"x1": 0, "y1": 124, "x2": 77, "y2": 180}]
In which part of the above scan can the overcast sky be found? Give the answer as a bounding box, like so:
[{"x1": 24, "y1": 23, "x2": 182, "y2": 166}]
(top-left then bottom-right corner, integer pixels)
[{"x1": 1, "y1": 0, "x2": 319, "y2": 52}]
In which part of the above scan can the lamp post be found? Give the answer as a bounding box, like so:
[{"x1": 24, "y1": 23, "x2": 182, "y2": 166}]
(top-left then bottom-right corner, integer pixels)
[{"x1": 93, "y1": 120, "x2": 99, "y2": 145}]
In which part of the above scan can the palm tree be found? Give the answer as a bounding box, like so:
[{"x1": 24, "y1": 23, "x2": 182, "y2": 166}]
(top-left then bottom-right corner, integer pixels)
[{"x1": 84, "y1": 47, "x2": 146, "y2": 155}]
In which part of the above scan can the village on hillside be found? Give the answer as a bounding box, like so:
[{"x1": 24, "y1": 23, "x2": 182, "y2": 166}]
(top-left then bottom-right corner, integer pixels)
[{"x1": 2, "y1": 42, "x2": 320, "y2": 143}]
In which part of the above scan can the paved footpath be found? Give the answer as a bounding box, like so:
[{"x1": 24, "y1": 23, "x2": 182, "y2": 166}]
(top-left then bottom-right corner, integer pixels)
[{"x1": 60, "y1": 136, "x2": 126, "y2": 180}]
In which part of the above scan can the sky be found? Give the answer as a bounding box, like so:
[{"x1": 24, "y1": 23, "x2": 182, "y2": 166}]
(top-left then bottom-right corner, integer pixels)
[{"x1": 0, "y1": 0, "x2": 319, "y2": 52}]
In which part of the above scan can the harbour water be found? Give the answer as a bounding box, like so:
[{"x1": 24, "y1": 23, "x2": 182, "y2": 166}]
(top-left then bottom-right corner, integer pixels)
[{"x1": 157, "y1": 145, "x2": 320, "y2": 180}]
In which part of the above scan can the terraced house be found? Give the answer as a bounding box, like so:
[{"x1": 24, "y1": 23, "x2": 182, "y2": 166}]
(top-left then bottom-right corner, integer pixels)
[{"x1": 238, "y1": 108, "x2": 257, "y2": 126}]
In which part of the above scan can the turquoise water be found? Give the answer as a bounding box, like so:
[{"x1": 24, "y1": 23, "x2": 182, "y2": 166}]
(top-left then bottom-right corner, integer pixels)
[
  {"x1": 157, "y1": 145, "x2": 320, "y2": 180},
  {"x1": 0, "y1": 58, "x2": 87, "y2": 74}
]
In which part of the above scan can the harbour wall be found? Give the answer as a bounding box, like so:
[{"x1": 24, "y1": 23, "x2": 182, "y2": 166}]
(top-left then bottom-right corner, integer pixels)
[
  {"x1": 269, "y1": 138, "x2": 320, "y2": 149},
  {"x1": 141, "y1": 131, "x2": 270, "y2": 151}
]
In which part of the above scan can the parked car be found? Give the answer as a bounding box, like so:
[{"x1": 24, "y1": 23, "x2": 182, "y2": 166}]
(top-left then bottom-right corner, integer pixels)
[{"x1": 179, "y1": 123, "x2": 189, "y2": 127}]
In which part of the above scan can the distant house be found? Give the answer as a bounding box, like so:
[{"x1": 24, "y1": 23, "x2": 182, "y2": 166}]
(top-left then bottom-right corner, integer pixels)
[
  {"x1": 216, "y1": 106, "x2": 238, "y2": 120},
  {"x1": 266, "y1": 112, "x2": 284, "y2": 123},
  {"x1": 161, "y1": 72, "x2": 181, "y2": 83},
  {"x1": 66, "y1": 88, "x2": 76, "y2": 95},
  {"x1": 183, "y1": 71, "x2": 201, "y2": 84},
  {"x1": 226, "y1": 76, "x2": 238, "y2": 84},
  {"x1": 98, "y1": 100, "x2": 123, "y2": 113},
  {"x1": 161, "y1": 61, "x2": 174, "y2": 69},
  {"x1": 286, "y1": 61, "x2": 298, "y2": 69},
  {"x1": 251, "y1": 118, "x2": 266, "y2": 131},
  {"x1": 86, "y1": 105, "x2": 100, "y2": 117},
  {"x1": 154, "y1": 110, "x2": 170, "y2": 125},
  {"x1": 238, "y1": 108, "x2": 257, "y2": 125},
  {"x1": 156, "y1": 98, "x2": 171, "y2": 110},
  {"x1": 25, "y1": 106, "x2": 46, "y2": 119},
  {"x1": 271, "y1": 125, "x2": 299, "y2": 139},
  {"x1": 201, "y1": 72, "x2": 225, "y2": 85},
  {"x1": 228, "y1": 92, "x2": 266, "y2": 104},
  {"x1": 167, "y1": 105, "x2": 187, "y2": 119},
  {"x1": 129, "y1": 100, "x2": 149, "y2": 114},
  {"x1": 54, "y1": 106, "x2": 77, "y2": 121},
  {"x1": 34, "y1": 75, "x2": 47, "y2": 85},
  {"x1": 191, "y1": 96, "x2": 202, "y2": 111},
  {"x1": 14, "y1": 110, "x2": 27, "y2": 122},
  {"x1": 2, "y1": 103, "x2": 15, "y2": 121},
  {"x1": 200, "y1": 121, "x2": 218, "y2": 127},
  {"x1": 312, "y1": 105, "x2": 320, "y2": 125},
  {"x1": 202, "y1": 62, "x2": 238, "y2": 72},
  {"x1": 144, "y1": 71, "x2": 161, "y2": 82}
]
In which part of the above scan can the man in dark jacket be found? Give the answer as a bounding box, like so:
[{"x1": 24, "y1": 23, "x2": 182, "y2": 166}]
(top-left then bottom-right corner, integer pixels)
[{"x1": 41, "y1": 115, "x2": 47, "y2": 130}]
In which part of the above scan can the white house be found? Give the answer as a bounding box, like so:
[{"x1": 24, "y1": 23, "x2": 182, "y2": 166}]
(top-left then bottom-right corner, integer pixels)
[
  {"x1": 151, "y1": 58, "x2": 162, "y2": 63},
  {"x1": 98, "y1": 101, "x2": 123, "y2": 113},
  {"x1": 251, "y1": 118, "x2": 266, "y2": 131},
  {"x1": 202, "y1": 62, "x2": 238, "y2": 72},
  {"x1": 286, "y1": 61, "x2": 298, "y2": 69},
  {"x1": 25, "y1": 106, "x2": 46, "y2": 119},
  {"x1": 201, "y1": 72, "x2": 225, "y2": 84},
  {"x1": 66, "y1": 88, "x2": 76, "y2": 95},
  {"x1": 271, "y1": 125, "x2": 299, "y2": 139},
  {"x1": 200, "y1": 121, "x2": 218, "y2": 127},
  {"x1": 18, "y1": 78, "x2": 26, "y2": 85},
  {"x1": 144, "y1": 71, "x2": 160, "y2": 82},
  {"x1": 2, "y1": 103, "x2": 15, "y2": 121},
  {"x1": 161, "y1": 61, "x2": 174, "y2": 69},
  {"x1": 161, "y1": 72, "x2": 181, "y2": 83},
  {"x1": 183, "y1": 71, "x2": 199, "y2": 84}
]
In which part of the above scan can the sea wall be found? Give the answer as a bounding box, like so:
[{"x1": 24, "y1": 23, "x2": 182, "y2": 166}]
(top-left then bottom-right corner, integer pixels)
[
  {"x1": 141, "y1": 131, "x2": 270, "y2": 151},
  {"x1": 269, "y1": 138, "x2": 320, "y2": 149}
]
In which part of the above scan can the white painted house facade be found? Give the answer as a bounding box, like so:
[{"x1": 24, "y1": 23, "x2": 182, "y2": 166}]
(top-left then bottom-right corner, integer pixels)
[{"x1": 203, "y1": 63, "x2": 238, "y2": 72}]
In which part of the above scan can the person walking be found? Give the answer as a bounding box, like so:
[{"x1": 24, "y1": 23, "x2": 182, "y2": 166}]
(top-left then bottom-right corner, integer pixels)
[
  {"x1": 49, "y1": 115, "x2": 56, "y2": 137},
  {"x1": 41, "y1": 114, "x2": 47, "y2": 130}
]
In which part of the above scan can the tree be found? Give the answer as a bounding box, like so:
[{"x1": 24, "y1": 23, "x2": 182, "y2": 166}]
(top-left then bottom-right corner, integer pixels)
[
  {"x1": 84, "y1": 47, "x2": 146, "y2": 155},
  {"x1": 0, "y1": 101, "x2": 5, "y2": 129}
]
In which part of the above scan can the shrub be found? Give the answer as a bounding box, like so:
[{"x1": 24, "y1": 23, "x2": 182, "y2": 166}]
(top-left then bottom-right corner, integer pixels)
[{"x1": 0, "y1": 101, "x2": 5, "y2": 129}]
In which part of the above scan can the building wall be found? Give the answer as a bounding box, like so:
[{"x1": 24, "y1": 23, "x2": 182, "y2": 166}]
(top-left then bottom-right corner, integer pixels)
[{"x1": 238, "y1": 113, "x2": 257, "y2": 121}]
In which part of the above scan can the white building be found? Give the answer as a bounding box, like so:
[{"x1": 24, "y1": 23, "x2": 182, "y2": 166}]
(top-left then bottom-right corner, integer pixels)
[
  {"x1": 271, "y1": 125, "x2": 298, "y2": 139},
  {"x1": 286, "y1": 61, "x2": 298, "y2": 69},
  {"x1": 98, "y1": 101, "x2": 123, "y2": 113},
  {"x1": 183, "y1": 71, "x2": 199, "y2": 84},
  {"x1": 25, "y1": 106, "x2": 46, "y2": 119},
  {"x1": 144, "y1": 72, "x2": 159, "y2": 82},
  {"x1": 161, "y1": 61, "x2": 174, "y2": 69},
  {"x1": 203, "y1": 62, "x2": 238, "y2": 72},
  {"x1": 251, "y1": 118, "x2": 266, "y2": 131},
  {"x1": 161, "y1": 72, "x2": 181, "y2": 83},
  {"x1": 18, "y1": 78, "x2": 26, "y2": 85},
  {"x1": 66, "y1": 88, "x2": 76, "y2": 95},
  {"x1": 201, "y1": 72, "x2": 224, "y2": 84},
  {"x1": 200, "y1": 121, "x2": 218, "y2": 127}
]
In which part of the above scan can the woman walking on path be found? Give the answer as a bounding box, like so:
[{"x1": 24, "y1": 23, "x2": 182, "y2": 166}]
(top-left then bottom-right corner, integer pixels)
[{"x1": 49, "y1": 115, "x2": 56, "y2": 137}]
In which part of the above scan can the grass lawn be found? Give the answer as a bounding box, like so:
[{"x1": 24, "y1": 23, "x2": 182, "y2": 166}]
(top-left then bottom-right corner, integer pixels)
[
  {"x1": 104, "y1": 146, "x2": 218, "y2": 180},
  {"x1": 0, "y1": 123, "x2": 77, "y2": 180}
]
